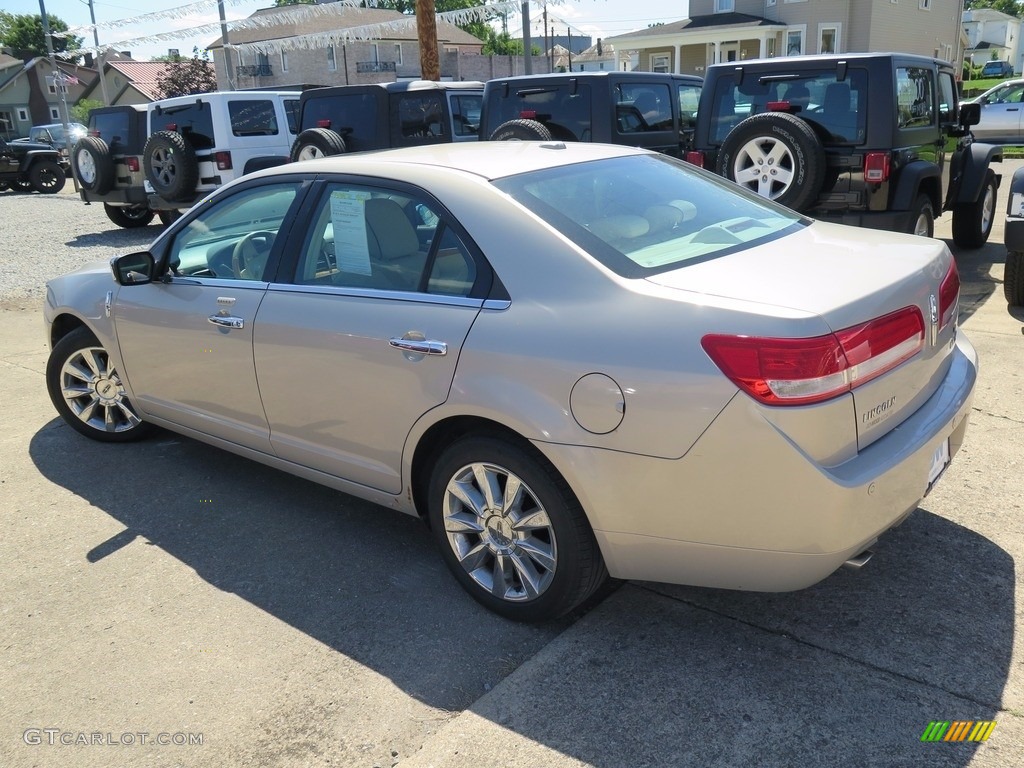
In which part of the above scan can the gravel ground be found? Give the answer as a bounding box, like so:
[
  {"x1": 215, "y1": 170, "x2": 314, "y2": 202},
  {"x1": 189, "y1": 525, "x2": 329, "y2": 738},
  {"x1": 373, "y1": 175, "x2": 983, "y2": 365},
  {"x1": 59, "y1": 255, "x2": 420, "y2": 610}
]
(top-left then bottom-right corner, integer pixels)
[{"x1": 0, "y1": 186, "x2": 167, "y2": 309}]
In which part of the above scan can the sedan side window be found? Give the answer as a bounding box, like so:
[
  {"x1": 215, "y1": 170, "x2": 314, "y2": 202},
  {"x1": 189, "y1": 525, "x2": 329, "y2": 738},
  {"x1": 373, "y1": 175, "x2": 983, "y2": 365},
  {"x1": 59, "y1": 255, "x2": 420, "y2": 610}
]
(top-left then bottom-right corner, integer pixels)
[
  {"x1": 166, "y1": 183, "x2": 301, "y2": 281},
  {"x1": 296, "y1": 183, "x2": 477, "y2": 296}
]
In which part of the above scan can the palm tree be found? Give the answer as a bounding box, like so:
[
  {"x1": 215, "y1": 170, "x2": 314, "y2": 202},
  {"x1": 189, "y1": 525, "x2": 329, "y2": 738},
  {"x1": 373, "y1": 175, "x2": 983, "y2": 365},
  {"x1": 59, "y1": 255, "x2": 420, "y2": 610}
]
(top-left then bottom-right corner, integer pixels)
[{"x1": 416, "y1": 0, "x2": 440, "y2": 81}]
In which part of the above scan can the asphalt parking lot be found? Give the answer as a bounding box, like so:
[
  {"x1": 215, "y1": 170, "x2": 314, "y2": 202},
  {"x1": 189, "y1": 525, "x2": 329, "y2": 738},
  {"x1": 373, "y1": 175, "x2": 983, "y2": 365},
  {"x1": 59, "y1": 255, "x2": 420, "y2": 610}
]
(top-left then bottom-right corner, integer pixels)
[{"x1": 1, "y1": 169, "x2": 1022, "y2": 768}]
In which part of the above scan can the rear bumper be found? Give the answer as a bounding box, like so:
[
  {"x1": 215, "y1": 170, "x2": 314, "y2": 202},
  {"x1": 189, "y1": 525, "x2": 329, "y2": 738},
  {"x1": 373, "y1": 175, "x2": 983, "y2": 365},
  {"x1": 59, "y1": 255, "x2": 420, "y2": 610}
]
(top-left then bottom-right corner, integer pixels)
[
  {"x1": 80, "y1": 187, "x2": 149, "y2": 207},
  {"x1": 540, "y1": 332, "x2": 978, "y2": 591}
]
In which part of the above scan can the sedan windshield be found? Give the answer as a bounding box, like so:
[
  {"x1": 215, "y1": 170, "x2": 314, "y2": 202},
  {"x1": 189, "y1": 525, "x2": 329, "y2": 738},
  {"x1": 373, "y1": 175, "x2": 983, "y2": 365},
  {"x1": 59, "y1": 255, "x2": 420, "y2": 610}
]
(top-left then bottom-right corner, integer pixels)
[{"x1": 492, "y1": 154, "x2": 804, "y2": 278}]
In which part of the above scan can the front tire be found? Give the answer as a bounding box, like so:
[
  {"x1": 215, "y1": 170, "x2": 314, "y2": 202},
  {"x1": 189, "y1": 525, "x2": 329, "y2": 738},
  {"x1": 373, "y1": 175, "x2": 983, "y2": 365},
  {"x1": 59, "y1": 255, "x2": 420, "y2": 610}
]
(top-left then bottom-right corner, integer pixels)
[
  {"x1": 428, "y1": 436, "x2": 607, "y2": 622},
  {"x1": 46, "y1": 327, "x2": 151, "y2": 443},
  {"x1": 104, "y1": 203, "x2": 155, "y2": 229},
  {"x1": 1006, "y1": 250, "x2": 1024, "y2": 306},
  {"x1": 952, "y1": 169, "x2": 997, "y2": 249},
  {"x1": 29, "y1": 160, "x2": 66, "y2": 194},
  {"x1": 716, "y1": 112, "x2": 826, "y2": 211}
]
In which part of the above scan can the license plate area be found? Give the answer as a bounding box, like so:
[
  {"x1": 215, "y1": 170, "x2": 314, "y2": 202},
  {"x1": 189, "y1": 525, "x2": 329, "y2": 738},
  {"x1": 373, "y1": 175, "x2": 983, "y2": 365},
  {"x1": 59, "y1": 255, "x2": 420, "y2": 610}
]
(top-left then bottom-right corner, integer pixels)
[{"x1": 925, "y1": 438, "x2": 951, "y2": 495}]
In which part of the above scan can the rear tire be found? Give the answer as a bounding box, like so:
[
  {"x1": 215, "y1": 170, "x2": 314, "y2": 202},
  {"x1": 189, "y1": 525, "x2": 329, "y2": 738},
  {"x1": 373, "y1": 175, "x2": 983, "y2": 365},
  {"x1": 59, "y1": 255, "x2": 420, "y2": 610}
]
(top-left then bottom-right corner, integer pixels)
[
  {"x1": 1006, "y1": 250, "x2": 1024, "y2": 306},
  {"x1": 952, "y1": 169, "x2": 997, "y2": 249},
  {"x1": 104, "y1": 203, "x2": 155, "y2": 229},
  {"x1": 427, "y1": 435, "x2": 608, "y2": 622},
  {"x1": 908, "y1": 194, "x2": 935, "y2": 238},
  {"x1": 489, "y1": 119, "x2": 553, "y2": 141},
  {"x1": 29, "y1": 160, "x2": 66, "y2": 194},
  {"x1": 290, "y1": 128, "x2": 347, "y2": 161}
]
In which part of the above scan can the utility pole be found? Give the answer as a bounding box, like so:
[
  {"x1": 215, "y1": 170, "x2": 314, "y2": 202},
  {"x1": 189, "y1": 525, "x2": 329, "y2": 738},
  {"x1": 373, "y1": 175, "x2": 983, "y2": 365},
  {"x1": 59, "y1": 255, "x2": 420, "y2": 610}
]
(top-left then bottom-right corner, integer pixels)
[
  {"x1": 86, "y1": 0, "x2": 110, "y2": 105},
  {"x1": 522, "y1": 2, "x2": 532, "y2": 74},
  {"x1": 39, "y1": 0, "x2": 79, "y2": 192},
  {"x1": 218, "y1": 0, "x2": 235, "y2": 90}
]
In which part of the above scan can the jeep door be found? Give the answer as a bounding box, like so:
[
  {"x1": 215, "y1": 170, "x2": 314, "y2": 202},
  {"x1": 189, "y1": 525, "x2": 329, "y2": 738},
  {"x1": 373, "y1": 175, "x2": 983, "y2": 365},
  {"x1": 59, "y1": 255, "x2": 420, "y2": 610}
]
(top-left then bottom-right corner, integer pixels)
[{"x1": 893, "y1": 64, "x2": 949, "y2": 204}]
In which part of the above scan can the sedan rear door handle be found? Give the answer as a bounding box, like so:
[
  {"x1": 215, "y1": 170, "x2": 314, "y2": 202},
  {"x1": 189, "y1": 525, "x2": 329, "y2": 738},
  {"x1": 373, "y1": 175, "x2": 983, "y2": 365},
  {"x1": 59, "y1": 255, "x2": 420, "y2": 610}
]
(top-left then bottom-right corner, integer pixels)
[
  {"x1": 208, "y1": 314, "x2": 245, "y2": 329},
  {"x1": 389, "y1": 337, "x2": 447, "y2": 356}
]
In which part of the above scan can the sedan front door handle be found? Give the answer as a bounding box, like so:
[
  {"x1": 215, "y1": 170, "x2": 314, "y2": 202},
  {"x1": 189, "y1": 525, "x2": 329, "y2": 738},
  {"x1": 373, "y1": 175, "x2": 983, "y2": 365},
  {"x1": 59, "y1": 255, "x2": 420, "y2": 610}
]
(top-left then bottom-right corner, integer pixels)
[
  {"x1": 208, "y1": 314, "x2": 245, "y2": 329},
  {"x1": 389, "y1": 337, "x2": 447, "y2": 356}
]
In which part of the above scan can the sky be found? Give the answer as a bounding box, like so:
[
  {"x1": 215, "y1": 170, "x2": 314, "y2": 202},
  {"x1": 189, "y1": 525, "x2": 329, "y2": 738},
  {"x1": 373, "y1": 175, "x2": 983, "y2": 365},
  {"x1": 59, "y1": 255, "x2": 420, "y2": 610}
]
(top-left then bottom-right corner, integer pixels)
[{"x1": 7, "y1": 0, "x2": 691, "y2": 62}]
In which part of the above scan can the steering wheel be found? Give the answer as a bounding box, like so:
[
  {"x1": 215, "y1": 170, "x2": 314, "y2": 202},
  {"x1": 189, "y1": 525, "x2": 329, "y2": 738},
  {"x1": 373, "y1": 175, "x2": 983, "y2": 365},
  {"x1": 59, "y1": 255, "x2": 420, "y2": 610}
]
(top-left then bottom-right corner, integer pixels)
[{"x1": 232, "y1": 231, "x2": 276, "y2": 280}]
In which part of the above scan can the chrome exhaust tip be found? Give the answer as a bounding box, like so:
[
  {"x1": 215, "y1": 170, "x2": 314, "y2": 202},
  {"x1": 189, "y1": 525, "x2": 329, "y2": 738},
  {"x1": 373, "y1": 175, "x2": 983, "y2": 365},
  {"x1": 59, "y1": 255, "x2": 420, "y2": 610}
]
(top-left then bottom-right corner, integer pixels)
[{"x1": 843, "y1": 550, "x2": 874, "y2": 570}]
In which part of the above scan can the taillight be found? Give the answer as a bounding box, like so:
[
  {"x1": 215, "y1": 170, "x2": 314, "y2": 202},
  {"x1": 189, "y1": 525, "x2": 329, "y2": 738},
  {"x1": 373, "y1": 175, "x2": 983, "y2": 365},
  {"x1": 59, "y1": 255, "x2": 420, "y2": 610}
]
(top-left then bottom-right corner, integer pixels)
[
  {"x1": 938, "y1": 259, "x2": 959, "y2": 330},
  {"x1": 215, "y1": 151, "x2": 232, "y2": 171},
  {"x1": 316, "y1": 119, "x2": 331, "y2": 128},
  {"x1": 766, "y1": 100, "x2": 790, "y2": 111},
  {"x1": 701, "y1": 306, "x2": 924, "y2": 406},
  {"x1": 89, "y1": 130, "x2": 101, "y2": 137},
  {"x1": 520, "y1": 110, "x2": 537, "y2": 119},
  {"x1": 685, "y1": 150, "x2": 705, "y2": 168},
  {"x1": 126, "y1": 157, "x2": 140, "y2": 172},
  {"x1": 864, "y1": 152, "x2": 890, "y2": 182},
  {"x1": 165, "y1": 122, "x2": 177, "y2": 131}
]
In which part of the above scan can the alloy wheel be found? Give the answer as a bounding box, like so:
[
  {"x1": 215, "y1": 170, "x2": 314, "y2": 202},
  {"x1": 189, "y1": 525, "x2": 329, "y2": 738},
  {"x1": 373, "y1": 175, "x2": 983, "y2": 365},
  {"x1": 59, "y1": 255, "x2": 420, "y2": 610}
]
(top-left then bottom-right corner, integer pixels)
[{"x1": 58, "y1": 346, "x2": 143, "y2": 434}]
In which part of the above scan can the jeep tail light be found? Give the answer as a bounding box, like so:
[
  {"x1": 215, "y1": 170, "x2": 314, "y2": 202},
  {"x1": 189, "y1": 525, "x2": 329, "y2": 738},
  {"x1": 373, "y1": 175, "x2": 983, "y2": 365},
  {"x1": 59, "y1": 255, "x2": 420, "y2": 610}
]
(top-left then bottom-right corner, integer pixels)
[
  {"x1": 126, "y1": 157, "x2": 140, "y2": 172},
  {"x1": 864, "y1": 152, "x2": 890, "y2": 182},
  {"x1": 701, "y1": 307, "x2": 924, "y2": 406},
  {"x1": 767, "y1": 101, "x2": 790, "y2": 112},
  {"x1": 519, "y1": 110, "x2": 537, "y2": 119},
  {"x1": 685, "y1": 150, "x2": 705, "y2": 168},
  {"x1": 938, "y1": 259, "x2": 960, "y2": 330},
  {"x1": 89, "y1": 130, "x2": 101, "y2": 137},
  {"x1": 215, "y1": 151, "x2": 232, "y2": 171},
  {"x1": 316, "y1": 119, "x2": 331, "y2": 128},
  {"x1": 165, "y1": 122, "x2": 177, "y2": 131}
]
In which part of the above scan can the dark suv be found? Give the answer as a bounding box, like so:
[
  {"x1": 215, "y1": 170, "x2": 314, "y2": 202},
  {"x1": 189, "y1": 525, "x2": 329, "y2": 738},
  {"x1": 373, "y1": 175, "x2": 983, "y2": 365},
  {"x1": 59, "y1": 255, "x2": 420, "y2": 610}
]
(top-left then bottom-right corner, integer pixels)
[
  {"x1": 481, "y1": 71, "x2": 703, "y2": 157},
  {"x1": 688, "y1": 52, "x2": 1000, "y2": 247},
  {"x1": 72, "y1": 105, "x2": 173, "y2": 228},
  {"x1": 0, "y1": 136, "x2": 66, "y2": 193},
  {"x1": 290, "y1": 81, "x2": 483, "y2": 161}
]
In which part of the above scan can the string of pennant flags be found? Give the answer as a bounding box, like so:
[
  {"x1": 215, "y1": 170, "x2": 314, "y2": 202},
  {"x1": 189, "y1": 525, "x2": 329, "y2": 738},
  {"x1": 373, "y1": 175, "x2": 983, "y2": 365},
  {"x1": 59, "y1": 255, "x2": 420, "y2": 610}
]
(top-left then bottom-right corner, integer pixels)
[{"x1": 57, "y1": 0, "x2": 532, "y2": 57}]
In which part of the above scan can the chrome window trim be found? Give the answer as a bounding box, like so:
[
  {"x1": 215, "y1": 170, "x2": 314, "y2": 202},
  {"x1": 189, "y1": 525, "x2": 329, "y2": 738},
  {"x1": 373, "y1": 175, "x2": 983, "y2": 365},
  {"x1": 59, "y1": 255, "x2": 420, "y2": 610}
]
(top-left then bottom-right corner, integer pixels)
[{"x1": 267, "y1": 282, "x2": 489, "y2": 309}]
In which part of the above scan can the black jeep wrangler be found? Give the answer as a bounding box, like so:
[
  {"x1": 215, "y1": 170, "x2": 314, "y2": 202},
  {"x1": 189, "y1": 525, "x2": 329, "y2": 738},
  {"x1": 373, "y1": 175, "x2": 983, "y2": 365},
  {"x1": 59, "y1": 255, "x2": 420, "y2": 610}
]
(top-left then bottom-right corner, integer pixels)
[
  {"x1": 290, "y1": 80, "x2": 483, "y2": 161},
  {"x1": 688, "y1": 53, "x2": 1000, "y2": 248},
  {"x1": 0, "y1": 136, "x2": 67, "y2": 194},
  {"x1": 481, "y1": 71, "x2": 703, "y2": 157},
  {"x1": 72, "y1": 105, "x2": 173, "y2": 228}
]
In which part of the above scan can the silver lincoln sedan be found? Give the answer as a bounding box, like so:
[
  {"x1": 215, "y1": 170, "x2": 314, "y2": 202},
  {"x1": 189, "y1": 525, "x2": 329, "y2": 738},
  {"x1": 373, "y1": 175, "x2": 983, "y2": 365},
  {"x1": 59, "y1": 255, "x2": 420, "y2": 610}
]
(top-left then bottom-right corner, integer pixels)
[{"x1": 44, "y1": 142, "x2": 977, "y2": 621}]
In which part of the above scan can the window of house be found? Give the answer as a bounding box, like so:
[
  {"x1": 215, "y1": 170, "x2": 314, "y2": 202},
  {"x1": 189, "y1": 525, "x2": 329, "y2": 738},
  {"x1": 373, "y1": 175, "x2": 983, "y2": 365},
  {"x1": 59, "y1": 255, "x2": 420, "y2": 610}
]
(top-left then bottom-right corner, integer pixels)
[
  {"x1": 281, "y1": 51, "x2": 289, "y2": 72},
  {"x1": 17, "y1": 108, "x2": 28, "y2": 121},
  {"x1": 49, "y1": 107, "x2": 60, "y2": 120},
  {"x1": 784, "y1": 0, "x2": 808, "y2": 3},
  {"x1": 714, "y1": 0, "x2": 735, "y2": 12},
  {"x1": 786, "y1": 28, "x2": 805, "y2": 56},
  {"x1": 651, "y1": 53, "x2": 670, "y2": 73},
  {"x1": 919, "y1": 0, "x2": 931, "y2": 9},
  {"x1": 371, "y1": 44, "x2": 380, "y2": 63},
  {"x1": 767, "y1": 0, "x2": 776, "y2": 6},
  {"x1": 327, "y1": 45, "x2": 337, "y2": 72},
  {"x1": 766, "y1": 37, "x2": 777, "y2": 58},
  {"x1": 819, "y1": 25, "x2": 839, "y2": 54},
  {"x1": 237, "y1": 50, "x2": 246, "y2": 67},
  {"x1": 394, "y1": 44, "x2": 403, "y2": 66},
  {"x1": 48, "y1": 83, "x2": 57, "y2": 94}
]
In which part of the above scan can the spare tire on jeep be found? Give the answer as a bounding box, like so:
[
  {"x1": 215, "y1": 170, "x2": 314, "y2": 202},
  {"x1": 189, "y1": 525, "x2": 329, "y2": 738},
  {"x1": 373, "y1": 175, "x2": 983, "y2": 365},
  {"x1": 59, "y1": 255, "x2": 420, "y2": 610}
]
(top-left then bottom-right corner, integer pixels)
[
  {"x1": 73, "y1": 136, "x2": 115, "y2": 194},
  {"x1": 290, "y1": 128, "x2": 347, "y2": 162},
  {"x1": 716, "y1": 112, "x2": 826, "y2": 212},
  {"x1": 144, "y1": 131, "x2": 199, "y2": 202},
  {"x1": 490, "y1": 119, "x2": 553, "y2": 141}
]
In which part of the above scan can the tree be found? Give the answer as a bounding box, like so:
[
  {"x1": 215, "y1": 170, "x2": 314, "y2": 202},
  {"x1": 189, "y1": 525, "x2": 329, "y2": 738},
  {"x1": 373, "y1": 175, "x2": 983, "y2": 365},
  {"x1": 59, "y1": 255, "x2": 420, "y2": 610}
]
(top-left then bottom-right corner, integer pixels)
[
  {"x1": 416, "y1": 0, "x2": 440, "y2": 81},
  {"x1": 0, "y1": 13, "x2": 82, "y2": 61},
  {"x1": 964, "y1": 0, "x2": 1022, "y2": 15},
  {"x1": 155, "y1": 48, "x2": 218, "y2": 99},
  {"x1": 71, "y1": 98, "x2": 103, "y2": 124}
]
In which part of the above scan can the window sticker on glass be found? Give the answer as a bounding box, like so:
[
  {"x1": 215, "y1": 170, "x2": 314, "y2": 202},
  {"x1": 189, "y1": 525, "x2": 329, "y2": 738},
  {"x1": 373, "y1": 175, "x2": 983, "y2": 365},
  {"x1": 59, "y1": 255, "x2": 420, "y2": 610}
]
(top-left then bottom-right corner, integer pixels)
[{"x1": 330, "y1": 190, "x2": 373, "y2": 276}]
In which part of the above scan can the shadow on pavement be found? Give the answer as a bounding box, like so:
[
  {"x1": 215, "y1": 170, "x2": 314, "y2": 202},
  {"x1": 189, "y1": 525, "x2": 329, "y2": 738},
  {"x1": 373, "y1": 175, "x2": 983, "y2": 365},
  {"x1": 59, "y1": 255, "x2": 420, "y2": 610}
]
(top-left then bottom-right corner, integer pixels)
[
  {"x1": 29, "y1": 419, "x2": 1014, "y2": 766},
  {"x1": 944, "y1": 238, "x2": 1002, "y2": 325},
  {"x1": 63, "y1": 222, "x2": 165, "y2": 250},
  {"x1": 29, "y1": 420, "x2": 569, "y2": 714}
]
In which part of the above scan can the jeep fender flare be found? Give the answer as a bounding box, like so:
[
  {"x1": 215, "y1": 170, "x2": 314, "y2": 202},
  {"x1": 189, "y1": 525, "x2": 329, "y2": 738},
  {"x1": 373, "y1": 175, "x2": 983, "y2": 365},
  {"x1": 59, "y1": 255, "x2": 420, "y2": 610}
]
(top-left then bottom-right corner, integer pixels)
[
  {"x1": 889, "y1": 160, "x2": 942, "y2": 214},
  {"x1": 951, "y1": 142, "x2": 1002, "y2": 206}
]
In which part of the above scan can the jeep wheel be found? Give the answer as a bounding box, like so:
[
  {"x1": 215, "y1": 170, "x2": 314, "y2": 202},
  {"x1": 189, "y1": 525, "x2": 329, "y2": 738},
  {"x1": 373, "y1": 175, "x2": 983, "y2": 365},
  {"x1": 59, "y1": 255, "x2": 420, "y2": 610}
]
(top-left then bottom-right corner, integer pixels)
[
  {"x1": 158, "y1": 209, "x2": 182, "y2": 227},
  {"x1": 14, "y1": 178, "x2": 33, "y2": 192},
  {"x1": 104, "y1": 203, "x2": 155, "y2": 229},
  {"x1": 290, "y1": 128, "x2": 346, "y2": 162},
  {"x1": 73, "y1": 136, "x2": 115, "y2": 194},
  {"x1": 908, "y1": 194, "x2": 935, "y2": 238},
  {"x1": 1005, "y1": 251, "x2": 1024, "y2": 306},
  {"x1": 952, "y1": 169, "x2": 997, "y2": 249},
  {"x1": 716, "y1": 112, "x2": 826, "y2": 211},
  {"x1": 0, "y1": 181, "x2": 8, "y2": 191},
  {"x1": 143, "y1": 131, "x2": 199, "y2": 202},
  {"x1": 29, "y1": 159, "x2": 66, "y2": 194},
  {"x1": 489, "y1": 119, "x2": 553, "y2": 142}
]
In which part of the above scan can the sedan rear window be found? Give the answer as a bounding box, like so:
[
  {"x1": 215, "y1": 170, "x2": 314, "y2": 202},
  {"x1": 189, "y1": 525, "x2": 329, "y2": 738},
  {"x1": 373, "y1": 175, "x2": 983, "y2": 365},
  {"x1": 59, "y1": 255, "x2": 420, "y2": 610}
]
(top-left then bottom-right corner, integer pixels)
[{"x1": 493, "y1": 154, "x2": 803, "y2": 277}]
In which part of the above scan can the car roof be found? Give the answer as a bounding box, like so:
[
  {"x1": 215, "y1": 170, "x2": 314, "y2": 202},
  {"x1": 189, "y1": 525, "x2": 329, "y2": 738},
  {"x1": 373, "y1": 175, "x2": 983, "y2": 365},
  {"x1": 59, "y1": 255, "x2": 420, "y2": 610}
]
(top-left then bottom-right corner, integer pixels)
[
  {"x1": 304, "y1": 80, "x2": 484, "y2": 97},
  {"x1": 266, "y1": 141, "x2": 649, "y2": 182},
  {"x1": 485, "y1": 71, "x2": 702, "y2": 84},
  {"x1": 707, "y1": 51, "x2": 952, "y2": 71}
]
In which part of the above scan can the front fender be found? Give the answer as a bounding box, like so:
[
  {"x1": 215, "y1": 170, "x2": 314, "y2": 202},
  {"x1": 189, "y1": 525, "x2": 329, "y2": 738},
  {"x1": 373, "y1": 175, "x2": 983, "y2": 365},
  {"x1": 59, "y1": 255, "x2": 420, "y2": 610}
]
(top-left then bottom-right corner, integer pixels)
[
  {"x1": 950, "y1": 142, "x2": 1002, "y2": 207},
  {"x1": 1004, "y1": 164, "x2": 1024, "y2": 252}
]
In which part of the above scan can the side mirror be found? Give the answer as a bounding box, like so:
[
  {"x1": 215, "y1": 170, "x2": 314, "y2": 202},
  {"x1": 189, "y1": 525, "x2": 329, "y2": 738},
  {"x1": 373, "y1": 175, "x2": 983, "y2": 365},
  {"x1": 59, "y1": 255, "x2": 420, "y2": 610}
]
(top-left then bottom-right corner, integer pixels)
[
  {"x1": 959, "y1": 102, "x2": 981, "y2": 127},
  {"x1": 110, "y1": 251, "x2": 155, "y2": 286}
]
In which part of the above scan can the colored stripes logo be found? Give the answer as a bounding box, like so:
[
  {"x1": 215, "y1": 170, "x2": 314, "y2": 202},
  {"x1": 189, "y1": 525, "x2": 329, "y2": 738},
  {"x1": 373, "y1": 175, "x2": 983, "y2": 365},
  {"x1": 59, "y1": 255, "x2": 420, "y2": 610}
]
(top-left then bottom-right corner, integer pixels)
[{"x1": 921, "y1": 721, "x2": 997, "y2": 742}]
